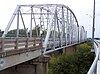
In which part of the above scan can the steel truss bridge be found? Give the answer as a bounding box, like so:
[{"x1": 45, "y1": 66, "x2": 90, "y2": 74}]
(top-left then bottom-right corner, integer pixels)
[{"x1": 0, "y1": 4, "x2": 87, "y2": 72}]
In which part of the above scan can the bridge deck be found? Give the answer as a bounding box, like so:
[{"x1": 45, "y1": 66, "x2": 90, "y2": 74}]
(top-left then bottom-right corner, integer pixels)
[{"x1": 0, "y1": 37, "x2": 42, "y2": 71}]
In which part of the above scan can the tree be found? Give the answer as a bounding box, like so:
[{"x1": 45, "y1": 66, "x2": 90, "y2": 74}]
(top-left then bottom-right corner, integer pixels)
[
  {"x1": 75, "y1": 43, "x2": 94, "y2": 74},
  {"x1": 48, "y1": 41, "x2": 94, "y2": 74},
  {"x1": 49, "y1": 53, "x2": 78, "y2": 74},
  {"x1": 19, "y1": 29, "x2": 26, "y2": 37},
  {"x1": 7, "y1": 29, "x2": 27, "y2": 37}
]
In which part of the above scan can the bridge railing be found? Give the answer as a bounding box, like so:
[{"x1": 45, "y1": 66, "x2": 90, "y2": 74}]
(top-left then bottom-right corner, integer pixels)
[
  {"x1": 0, "y1": 37, "x2": 42, "y2": 57},
  {"x1": 87, "y1": 41, "x2": 100, "y2": 74}
]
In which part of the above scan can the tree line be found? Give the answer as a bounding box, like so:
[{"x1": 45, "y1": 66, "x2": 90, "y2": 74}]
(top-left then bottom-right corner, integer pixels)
[
  {"x1": 0, "y1": 26, "x2": 65, "y2": 38},
  {"x1": 0, "y1": 26, "x2": 40, "y2": 37}
]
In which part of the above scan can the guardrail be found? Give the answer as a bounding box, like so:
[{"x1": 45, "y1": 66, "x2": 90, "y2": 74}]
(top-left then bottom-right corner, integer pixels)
[
  {"x1": 0, "y1": 37, "x2": 42, "y2": 57},
  {"x1": 87, "y1": 41, "x2": 100, "y2": 74}
]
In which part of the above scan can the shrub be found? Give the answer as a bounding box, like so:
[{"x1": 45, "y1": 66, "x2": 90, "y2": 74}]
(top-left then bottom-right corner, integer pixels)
[{"x1": 48, "y1": 42, "x2": 94, "y2": 74}]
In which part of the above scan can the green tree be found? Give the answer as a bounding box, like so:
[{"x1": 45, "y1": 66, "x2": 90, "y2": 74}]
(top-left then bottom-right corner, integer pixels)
[
  {"x1": 8, "y1": 29, "x2": 26, "y2": 37},
  {"x1": 48, "y1": 42, "x2": 94, "y2": 74},
  {"x1": 7, "y1": 29, "x2": 16, "y2": 37},
  {"x1": 19, "y1": 29, "x2": 26, "y2": 37},
  {"x1": 49, "y1": 53, "x2": 78, "y2": 74},
  {"x1": 75, "y1": 43, "x2": 93, "y2": 74}
]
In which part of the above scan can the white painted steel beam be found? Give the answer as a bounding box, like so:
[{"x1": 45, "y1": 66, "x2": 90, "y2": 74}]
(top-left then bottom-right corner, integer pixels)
[
  {"x1": 2, "y1": 6, "x2": 19, "y2": 38},
  {"x1": 43, "y1": 6, "x2": 56, "y2": 52}
]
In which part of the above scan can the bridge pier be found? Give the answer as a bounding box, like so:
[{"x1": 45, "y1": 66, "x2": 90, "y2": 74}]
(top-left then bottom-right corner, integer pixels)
[
  {"x1": 63, "y1": 45, "x2": 77, "y2": 53},
  {"x1": 0, "y1": 56, "x2": 50, "y2": 74},
  {"x1": 32, "y1": 56, "x2": 50, "y2": 74}
]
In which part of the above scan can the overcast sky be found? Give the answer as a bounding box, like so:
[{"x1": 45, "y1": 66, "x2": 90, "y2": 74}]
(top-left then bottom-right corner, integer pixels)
[{"x1": 0, "y1": 0, "x2": 100, "y2": 38}]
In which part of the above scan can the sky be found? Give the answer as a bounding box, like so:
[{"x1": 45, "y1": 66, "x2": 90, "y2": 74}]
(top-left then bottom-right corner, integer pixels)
[{"x1": 0, "y1": 0, "x2": 100, "y2": 38}]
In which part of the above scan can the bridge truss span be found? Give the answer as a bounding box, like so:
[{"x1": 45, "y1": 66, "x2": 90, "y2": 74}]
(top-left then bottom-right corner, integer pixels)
[{"x1": 2, "y1": 4, "x2": 87, "y2": 54}]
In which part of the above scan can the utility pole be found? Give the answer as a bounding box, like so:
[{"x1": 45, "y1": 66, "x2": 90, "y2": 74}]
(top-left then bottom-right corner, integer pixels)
[
  {"x1": 92, "y1": 0, "x2": 95, "y2": 51},
  {"x1": 92, "y1": 0, "x2": 96, "y2": 74}
]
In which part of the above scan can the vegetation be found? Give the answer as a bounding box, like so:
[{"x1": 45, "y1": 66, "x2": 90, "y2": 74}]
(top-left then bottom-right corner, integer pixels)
[
  {"x1": 7, "y1": 29, "x2": 26, "y2": 37},
  {"x1": 0, "y1": 26, "x2": 40, "y2": 37},
  {"x1": 48, "y1": 41, "x2": 94, "y2": 74}
]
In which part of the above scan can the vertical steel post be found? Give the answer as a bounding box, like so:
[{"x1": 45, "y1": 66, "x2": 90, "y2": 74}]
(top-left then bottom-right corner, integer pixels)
[
  {"x1": 85, "y1": 31, "x2": 87, "y2": 41},
  {"x1": 92, "y1": 0, "x2": 95, "y2": 50},
  {"x1": 67, "y1": 10, "x2": 70, "y2": 44},
  {"x1": 77, "y1": 24, "x2": 79, "y2": 43},
  {"x1": 62, "y1": 6, "x2": 65, "y2": 45},
  {"x1": 47, "y1": 11, "x2": 49, "y2": 31},
  {"x1": 56, "y1": 15, "x2": 61, "y2": 46},
  {"x1": 70, "y1": 12, "x2": 72, "y2": 44},
  {"x1": 71, "y1": 15, "x2": 73, "y2": 43},
  {"x1": 39, "y1": 8, "x2": 44, "y2": 55},
  {"x1": 30, "y1": 7, "x2": 33, "y2": 37},
  {"x1": 40, "y1": 8, "x2": 42, "y2": 37},
  {"x1": 53, "y1": 11, "x2": 56, "y2": 49},
  {"x1": 17, "y1": 7, "x2": 19, "y2": 38},
  {"x1": 66, "y1": 8, "x2": 68, "y2": 45}
]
